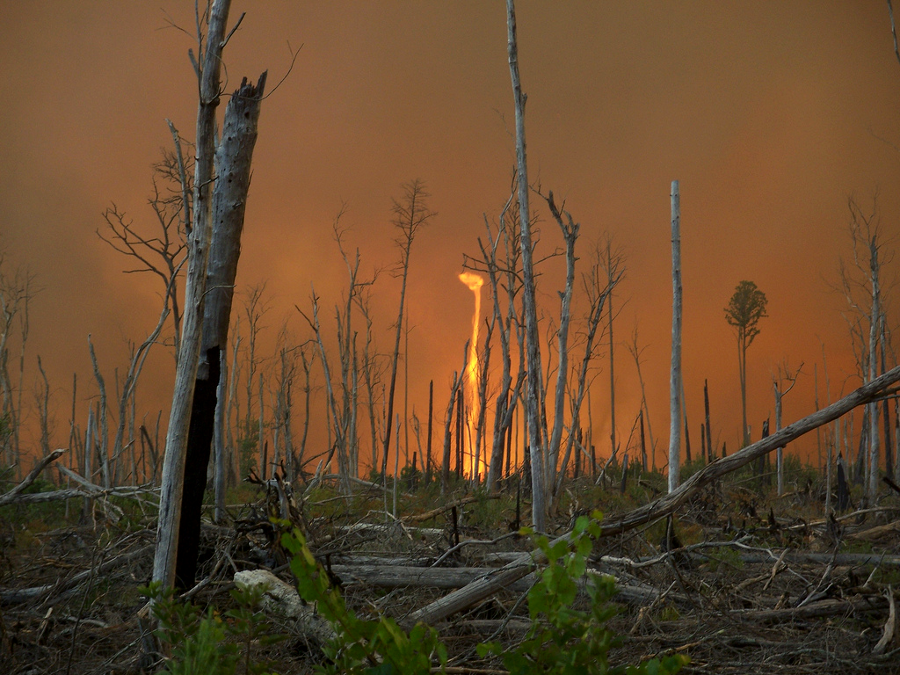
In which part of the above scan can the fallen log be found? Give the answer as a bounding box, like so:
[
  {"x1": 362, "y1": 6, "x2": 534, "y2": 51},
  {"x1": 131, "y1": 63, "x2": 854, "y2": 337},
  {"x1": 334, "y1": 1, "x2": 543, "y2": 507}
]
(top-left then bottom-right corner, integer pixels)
[
  {"x1": 600, "y1": 365, "x2": 900, "y2": 537},
  {"x1": 402, "y1": 494, "x2": 501, "y2": 524},
  {"x1": 335, "y1": 523, "x2": 444, "y2": 538},
  {"x1": 330, "y1": 563, "x2": 680, "y2": 608},
  {"x1": 4, "y1": 485, "x2": 158, "y2": 505},
  {"x1": 846, "y1": 520, "x2": 900, "y2": 542},
  {"x1": 234, "y1": 568, "x2": 334, "y2": 647},
  {"x1": 0, "y1": 543, "x2": 153, "y2": 606},
  {"x1": 0, "y1": 449, "x2": 65, "y2": 507},
  {"x1": 407, "y1": 365, "x2": 900, "y2": 627},
  {"x1": 731, "y1": 594, "x2": 889, "y2": 623}
]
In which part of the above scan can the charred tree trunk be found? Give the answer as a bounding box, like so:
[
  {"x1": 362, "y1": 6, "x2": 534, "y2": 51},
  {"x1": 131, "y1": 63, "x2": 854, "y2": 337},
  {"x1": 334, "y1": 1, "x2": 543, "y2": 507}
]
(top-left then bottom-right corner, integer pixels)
[
  {"x1": 426, "y1": 379, "x2": 434, "y2": 480},
  {"x1": 441, "y1": 359, "x2": 465, "y2": 494},
  {"x1": 152, "y1": 0, "x2": 234, "y2": 591},
  {"x1": 704, "y1": 379, "x2": 713, "y2": 461},
  {"x1": 174, "y1": 72, "x2": 266, "y2": 590}
]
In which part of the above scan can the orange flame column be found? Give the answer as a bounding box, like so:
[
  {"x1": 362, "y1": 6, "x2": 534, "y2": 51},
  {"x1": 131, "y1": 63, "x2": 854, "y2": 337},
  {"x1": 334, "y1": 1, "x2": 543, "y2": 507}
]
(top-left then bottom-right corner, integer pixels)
[{"x1": 459, "y1": 272, "x2": 484, "y2": 478}]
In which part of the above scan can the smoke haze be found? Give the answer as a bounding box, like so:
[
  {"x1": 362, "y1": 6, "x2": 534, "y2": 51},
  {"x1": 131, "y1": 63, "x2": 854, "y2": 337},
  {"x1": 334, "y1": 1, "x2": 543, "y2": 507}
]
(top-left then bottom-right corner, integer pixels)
[{"x1": 1, "y1": 2, "x2": 898, "y2": 472}]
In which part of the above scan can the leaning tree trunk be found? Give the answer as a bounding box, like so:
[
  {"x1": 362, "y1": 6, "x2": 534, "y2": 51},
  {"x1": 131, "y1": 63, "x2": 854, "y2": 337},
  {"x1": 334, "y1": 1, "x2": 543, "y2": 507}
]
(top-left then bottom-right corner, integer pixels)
[{"x1": 668, "y1": 180, "x2": 682, "y2": 493}]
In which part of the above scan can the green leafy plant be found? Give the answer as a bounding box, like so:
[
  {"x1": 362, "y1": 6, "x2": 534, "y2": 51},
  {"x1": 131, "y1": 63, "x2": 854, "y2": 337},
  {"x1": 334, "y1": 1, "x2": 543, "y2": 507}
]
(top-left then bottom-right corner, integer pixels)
[
  {"x1": 281, "y1": 526, "x2": 447, "y2": 674},
  {"x1": 478, "y1": 512, "x2": 688, "y2": 675},
  {"x1": 141, "y1": 580, "x2": 283, "y2": 675}
]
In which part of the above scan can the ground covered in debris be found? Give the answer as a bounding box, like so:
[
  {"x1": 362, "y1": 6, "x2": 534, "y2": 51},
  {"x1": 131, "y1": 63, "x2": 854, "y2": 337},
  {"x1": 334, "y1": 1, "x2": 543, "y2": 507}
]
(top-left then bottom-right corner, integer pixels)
[{"x1": 2, "y1": 467, "x2": 900, "y2": 674}]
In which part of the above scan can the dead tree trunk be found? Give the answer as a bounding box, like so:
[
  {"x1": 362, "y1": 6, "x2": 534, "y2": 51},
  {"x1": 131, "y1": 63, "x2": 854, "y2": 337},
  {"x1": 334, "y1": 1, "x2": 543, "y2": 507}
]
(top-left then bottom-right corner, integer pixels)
[
  {"x1": 881, "y1": 318, "x2": 893, "y2": 478},
  {"x1": 442, "y1": 345, "x2": 467, "y2": 494},
  {"x1": 507, "y1": 0, "x2": 547, "y2": 532},
  {"x1": 773, "y1": 362, "x2": 801, "y2": 496},
  {"x1": 704, "y1": 379, "x2": 713, "y2": 461},
  {"x1": 426, "y1": 380, "x2": 433, "y2": 480},
  {"x1": 381, "y1": 181, "x2": 434, "y2": 482},
  {"x1": 544, "y1": 192, "x2": 577, "y2": 492},
  {"x1": 153, "y1": 0, "x2": 233, "y2": 591},
  {"x1": 668, "y1": 180, "x2": 682, "y2": 493},
  {"x1": 173, "y1": 72, "x2": 266, "y2": 590},
  {"x1": 153, "y1": 2, "x2": 266, "y2": 590}
]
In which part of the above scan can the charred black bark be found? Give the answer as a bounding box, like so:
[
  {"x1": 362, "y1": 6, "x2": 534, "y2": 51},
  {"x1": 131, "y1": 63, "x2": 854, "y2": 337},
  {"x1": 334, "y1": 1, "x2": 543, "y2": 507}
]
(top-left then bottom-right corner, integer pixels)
[{"x1": 175, "y1": 346, "x2": 221, "y2": 590}]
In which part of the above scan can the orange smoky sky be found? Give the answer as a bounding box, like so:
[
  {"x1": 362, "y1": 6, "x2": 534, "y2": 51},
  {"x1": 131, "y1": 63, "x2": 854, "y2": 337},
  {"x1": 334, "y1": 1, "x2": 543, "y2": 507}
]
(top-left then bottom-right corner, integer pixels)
[{"x1": 0, "y1": 2, "x2": 899, "y2": 474}]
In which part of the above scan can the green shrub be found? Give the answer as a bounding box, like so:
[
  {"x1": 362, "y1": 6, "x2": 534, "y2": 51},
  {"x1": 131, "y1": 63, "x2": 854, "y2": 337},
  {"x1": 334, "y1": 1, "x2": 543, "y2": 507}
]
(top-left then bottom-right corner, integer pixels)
[
  {"x1": 478, "y1": 512, "x2": 688, "y2": 674},
  {"x1": 144, "y1": 512, "x2": 689, "y2": 675},
  {"x1": 141, "y1": 581, "x2": 283, "y2": 675},
  {"x1": 282, "y1": 526, "x2": 447, "y2": 674}
]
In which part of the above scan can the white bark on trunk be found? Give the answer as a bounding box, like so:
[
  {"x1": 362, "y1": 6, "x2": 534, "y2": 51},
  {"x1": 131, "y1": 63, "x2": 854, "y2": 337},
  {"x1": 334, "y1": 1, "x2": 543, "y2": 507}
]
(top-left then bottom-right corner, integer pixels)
[
  {"x1": 507, "y1": 0, "x2": 546, "y2": 532},
  {"x1": 867, "y1": 238, "x2": 881, "y2": 502},
  {"x1": 668, "y1": 181, "x2": 682, "y2": 493},
  {"x1": 546, "y1": 195, "x2": 577, "y2": 491},
  {"x1": 775, "y1": 385, "x2": 784, "y2": 495},
  {"x1": 152, "y1": 0, "x2": 232, "y2": 590},
  {"x1": 214, "y1": 360, "x2": 227, "y2": 522}
]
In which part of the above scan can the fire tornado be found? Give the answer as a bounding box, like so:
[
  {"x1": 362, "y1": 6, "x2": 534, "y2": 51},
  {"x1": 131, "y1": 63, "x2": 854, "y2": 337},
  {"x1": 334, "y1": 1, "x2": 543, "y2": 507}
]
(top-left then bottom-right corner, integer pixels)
[{"x1": 458, "y1": 272, "x2": 484, "y2": 477}]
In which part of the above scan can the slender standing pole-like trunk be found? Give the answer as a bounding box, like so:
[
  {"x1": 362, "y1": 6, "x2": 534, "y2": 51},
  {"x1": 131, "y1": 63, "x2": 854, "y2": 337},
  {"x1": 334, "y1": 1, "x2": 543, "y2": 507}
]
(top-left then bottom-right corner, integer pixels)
[
  {"x1": 775, "y1": 384, "x2": 784, "y2": 496},
  {"x1": 822, "y1": 343, "x2": 834, "y2": 515},
  {"x1": 381, "y1": 182, "x2": 433, "y2": 483},
  {"x1": 544, "y1": 194, "x2": 577, "y2": 492},
  {"x1": 681, "y1": 378, "x2": 691, "y2": 463},
  {"x1": 866, "y1": 238, "x2": 881, "y2": 502},
  {"x1": 704, "y1": 379, "x2": 713, "y2": 462},
  {"x1": 426, "y1": 380, "x2": 433, "y2": 480},
  {"x1": 608, "y1": 240, "x2": 616, "y2": 465},
  {"x1": 668, "y1": 180, "x2": 682, "y2": 493},
  {"x1": 507, "y1": 0, "x2": 546, "y2": 532},
  {"x1": 83, "y1": 407, "x2": 94, "y2": 522},
  {"x1": 880, "y1": 317, "x2": 893, "y2": 478},
  {"x1": 442, "y1": 361, "x2": 464, "y2": 494}
]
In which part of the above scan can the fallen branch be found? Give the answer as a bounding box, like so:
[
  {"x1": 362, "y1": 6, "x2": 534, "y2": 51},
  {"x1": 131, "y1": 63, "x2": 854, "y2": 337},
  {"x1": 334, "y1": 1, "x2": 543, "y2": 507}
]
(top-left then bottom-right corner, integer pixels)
[
  {"x1": 731, "y1": 594, "x2": 889, "y2": 623},
  {"x1": 0, "y1": 449, "x2": 66, "y2": 507},
  {"x1": 4, "y1": 485, "x2": 158, "y2": 505},
  {"x1": 847, "y1": 521, "x2": 900, "y2": 542},
  {"x1": 0, "y1": 543, "x2": 153, "y2": 606},
  {"x1": 600, "y1": 364, "x2": 900, "y2": 537},
  {"x1": 873, "y1": 586, "x2": 897, "y2": 655},
  {"x1": 407, "y1": 366, "x2": 900, "y2": 627},
  {"x1": 330, "y1": 563, "x2": 678, "y2": 608},
  {"x1": 403, "y1": 494, "x2": 501, "y2": 524}
]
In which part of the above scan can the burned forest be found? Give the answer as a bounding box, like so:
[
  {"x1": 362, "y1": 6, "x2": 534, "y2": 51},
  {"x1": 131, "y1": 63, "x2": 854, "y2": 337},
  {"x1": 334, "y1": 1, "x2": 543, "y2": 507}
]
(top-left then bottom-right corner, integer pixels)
[{"x1": 3, "y1": 2, "x2": 900, "y2": 674}]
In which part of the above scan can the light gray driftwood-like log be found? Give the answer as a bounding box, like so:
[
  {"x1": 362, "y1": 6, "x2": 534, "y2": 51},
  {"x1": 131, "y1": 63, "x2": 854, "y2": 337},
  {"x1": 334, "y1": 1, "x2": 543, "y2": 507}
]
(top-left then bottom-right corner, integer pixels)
[
  {"x1": 332, "y1": 563, "x2": 674, "y2": 608},
  {"x1": 0, "y1": 448, "x2": 64, "y2": 506},
  {"x1": 600, "y1": 364, "x2": 900, "y2": 537},
  {"x1": 234, "y1": 569, "x2": 334, "y2": 646},
  {"x1": 5, "y1": 485, "x2": 156, "y2": 505},
  {"x1": 408, "y1": 365, "x2": 900, "y2": 627},
  {"x1": 731, "y1": 595, "x2": 888, "y2": 623}
]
